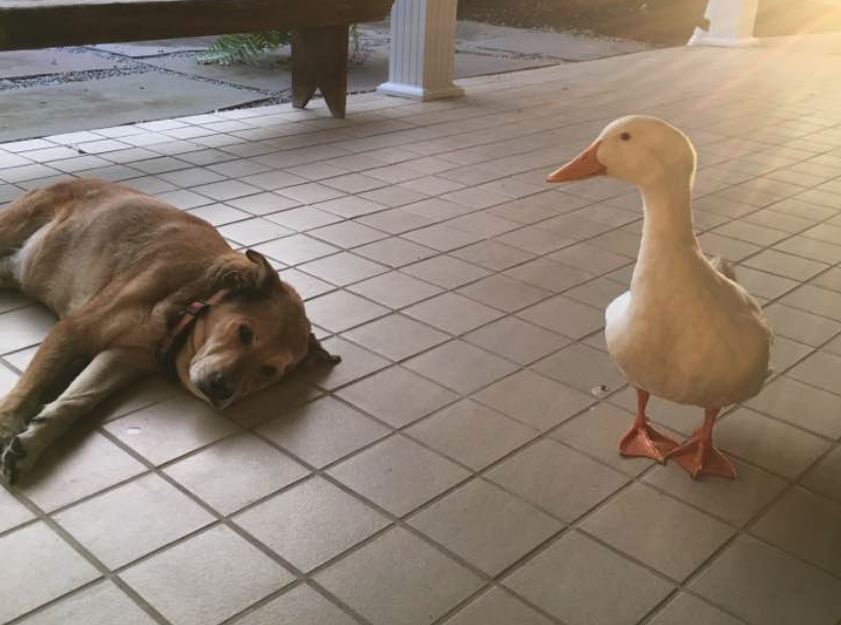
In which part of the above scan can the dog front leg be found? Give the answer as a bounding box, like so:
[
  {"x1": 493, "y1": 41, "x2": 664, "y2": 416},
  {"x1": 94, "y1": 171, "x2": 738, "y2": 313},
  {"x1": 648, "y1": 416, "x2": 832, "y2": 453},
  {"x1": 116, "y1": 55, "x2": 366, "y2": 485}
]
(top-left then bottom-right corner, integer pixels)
[
  {"x1": 0, "y1": 347, "x2": 154, "y2": 484},
  {"x1": 0, "y1": 319, "x2": 90, "y2": 446}
]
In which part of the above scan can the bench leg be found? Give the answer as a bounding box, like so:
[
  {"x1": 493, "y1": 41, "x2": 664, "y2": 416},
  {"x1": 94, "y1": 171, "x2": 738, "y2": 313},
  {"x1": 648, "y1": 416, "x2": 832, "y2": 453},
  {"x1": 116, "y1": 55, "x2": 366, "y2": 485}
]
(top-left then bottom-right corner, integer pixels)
[{"x1": 291, "y1": 25, "x2": 349, "y2": 118}]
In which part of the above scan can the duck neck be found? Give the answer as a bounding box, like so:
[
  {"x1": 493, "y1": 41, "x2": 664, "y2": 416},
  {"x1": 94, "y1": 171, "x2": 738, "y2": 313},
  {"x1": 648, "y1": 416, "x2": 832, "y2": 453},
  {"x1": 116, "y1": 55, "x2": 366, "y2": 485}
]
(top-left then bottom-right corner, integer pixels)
[{"x1": 638, "y1": 174, "x2": 698, "y2": 255}]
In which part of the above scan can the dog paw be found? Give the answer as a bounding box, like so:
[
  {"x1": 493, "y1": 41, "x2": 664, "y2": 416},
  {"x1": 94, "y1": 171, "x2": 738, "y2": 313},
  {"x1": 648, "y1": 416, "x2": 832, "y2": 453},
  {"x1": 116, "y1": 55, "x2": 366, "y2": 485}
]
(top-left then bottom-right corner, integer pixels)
[{"x1": 0, "y1": 436, "x2": 26, "y2": 486}]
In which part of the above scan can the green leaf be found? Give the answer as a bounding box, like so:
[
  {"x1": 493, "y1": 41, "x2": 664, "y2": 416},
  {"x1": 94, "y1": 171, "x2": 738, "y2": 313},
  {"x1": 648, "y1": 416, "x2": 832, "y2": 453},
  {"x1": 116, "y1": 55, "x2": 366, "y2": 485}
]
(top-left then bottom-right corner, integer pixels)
[{"x1": 197, "y1": 30, "x2": 292, "y2": 66}]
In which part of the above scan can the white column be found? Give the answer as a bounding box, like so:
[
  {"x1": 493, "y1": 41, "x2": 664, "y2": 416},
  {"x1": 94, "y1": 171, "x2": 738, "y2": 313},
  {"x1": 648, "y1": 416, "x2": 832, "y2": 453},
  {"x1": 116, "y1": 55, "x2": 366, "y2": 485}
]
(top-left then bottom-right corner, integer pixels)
[
  {"x1": 688, "y1": 0, "x2": 760, "y2": 47},
  {"x1": 378, "y1": 0, "x2": 464, "y2": 100}
]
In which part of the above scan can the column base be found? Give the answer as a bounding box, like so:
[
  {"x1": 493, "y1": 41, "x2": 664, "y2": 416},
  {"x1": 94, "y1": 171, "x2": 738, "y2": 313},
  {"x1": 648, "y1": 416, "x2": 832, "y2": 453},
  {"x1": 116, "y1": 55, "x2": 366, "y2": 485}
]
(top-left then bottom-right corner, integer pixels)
[
  {"x1": 377, "y1": 81, "x2": 465, "y2": 101},
  {"x1": 687, "y1": 28, "x2": 759, "y2": 48}
]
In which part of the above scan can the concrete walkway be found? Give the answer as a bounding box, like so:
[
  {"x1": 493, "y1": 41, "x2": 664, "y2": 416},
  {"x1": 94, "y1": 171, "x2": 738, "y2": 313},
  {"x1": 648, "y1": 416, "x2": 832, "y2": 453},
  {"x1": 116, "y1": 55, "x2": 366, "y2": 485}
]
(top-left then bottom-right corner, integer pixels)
[{"x1": 0, "y1": 21, "x2": 648, "y2": 142}]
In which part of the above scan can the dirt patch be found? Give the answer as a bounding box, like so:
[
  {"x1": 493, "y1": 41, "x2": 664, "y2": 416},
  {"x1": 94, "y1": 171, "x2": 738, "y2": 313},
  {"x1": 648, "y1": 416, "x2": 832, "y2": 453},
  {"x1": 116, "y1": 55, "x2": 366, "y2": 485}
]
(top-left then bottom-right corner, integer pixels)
[
  {"x1": 458, "y1": 0, "x2": 841, "y2": 45},
  {"x1": 457, "y1": 0, "x2": 708, "y2": 46}
]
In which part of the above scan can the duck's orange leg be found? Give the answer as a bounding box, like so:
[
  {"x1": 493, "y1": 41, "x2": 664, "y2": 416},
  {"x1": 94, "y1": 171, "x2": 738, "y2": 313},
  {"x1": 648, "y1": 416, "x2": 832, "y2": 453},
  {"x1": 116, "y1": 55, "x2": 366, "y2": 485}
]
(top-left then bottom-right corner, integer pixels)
[
  {"x1": 618, "y1": 389, "x2": 680, "y2": 462},
  {"x1": 665, "y1": 408, "x2": 736, "y2": 479}
]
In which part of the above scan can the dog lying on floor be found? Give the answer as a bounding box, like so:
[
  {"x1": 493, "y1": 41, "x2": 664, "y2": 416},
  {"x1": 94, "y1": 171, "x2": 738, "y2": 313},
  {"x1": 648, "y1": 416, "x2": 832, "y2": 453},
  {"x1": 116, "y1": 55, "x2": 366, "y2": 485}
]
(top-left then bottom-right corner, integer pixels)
[{"x1": 0, "y1": 178, "x2": 338, "y2": 484}]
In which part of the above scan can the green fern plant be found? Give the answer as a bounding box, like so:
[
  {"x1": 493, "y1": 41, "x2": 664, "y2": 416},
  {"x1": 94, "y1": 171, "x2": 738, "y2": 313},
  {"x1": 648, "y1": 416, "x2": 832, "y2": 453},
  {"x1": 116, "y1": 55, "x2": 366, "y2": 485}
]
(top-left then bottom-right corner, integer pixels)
[
  {"x1": 197, "y1": 31, "x2": 291, "y2": 66},
  {"x1": 198, "y1": 25, "x2": 363, "y2": 67}
]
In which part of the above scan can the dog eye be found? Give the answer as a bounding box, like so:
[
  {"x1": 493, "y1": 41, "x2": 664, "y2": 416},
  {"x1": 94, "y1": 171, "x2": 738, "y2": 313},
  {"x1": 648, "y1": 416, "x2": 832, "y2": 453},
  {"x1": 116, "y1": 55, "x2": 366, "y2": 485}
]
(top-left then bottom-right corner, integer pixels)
[
  {"x1": 238, "y1": 324, "x2": 254, "y2": 346},
  {"x1": 620, "y1": 132, "x2": 631, "y2": 141},
  {"x1": 260, "y1": 365, "x2": 277, "y2": 377}
]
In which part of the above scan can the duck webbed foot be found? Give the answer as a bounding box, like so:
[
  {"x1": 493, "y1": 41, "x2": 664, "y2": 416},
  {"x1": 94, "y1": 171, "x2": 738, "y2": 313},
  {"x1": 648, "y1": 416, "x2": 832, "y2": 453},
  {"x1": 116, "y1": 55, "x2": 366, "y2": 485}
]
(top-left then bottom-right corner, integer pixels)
[
  {"x1": 618, "y1": 389, "x2": 680, "y2": 462},
  {"x1": 665, "y1": 408, "x2": 736, "y2": 479}
]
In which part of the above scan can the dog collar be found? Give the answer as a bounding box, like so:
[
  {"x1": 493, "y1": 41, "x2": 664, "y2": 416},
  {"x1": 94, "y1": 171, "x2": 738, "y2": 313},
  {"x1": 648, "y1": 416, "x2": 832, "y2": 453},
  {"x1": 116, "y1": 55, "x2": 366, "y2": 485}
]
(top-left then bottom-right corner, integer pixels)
[{"x1": 156, "y1": 289, "x2": 230, "y2": 377}]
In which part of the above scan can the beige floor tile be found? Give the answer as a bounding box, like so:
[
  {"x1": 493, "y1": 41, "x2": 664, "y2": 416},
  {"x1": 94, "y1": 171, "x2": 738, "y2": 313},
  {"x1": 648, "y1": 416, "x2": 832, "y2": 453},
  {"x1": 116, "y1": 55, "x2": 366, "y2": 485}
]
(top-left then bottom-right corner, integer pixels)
[
  {"x1": 218, "y1": 218, "x2": 293, "y2": 246},
  {"x1": 752, "y1": 486, "x2": 841, "y2": 576},
  {"x1": 121, "y1": 525, "x2": 294, "y2": 625},
  {"x1": 550, "y1": 403, "x2": 652, "y2": 476},
  {"x1": 442, "y1": 588, "x2": 554, "y2": 625},
  {"x1": 0, "y1": 305, "x2": 56, "y2": 353},
  {"x1": 104, "y1": 395, "x2": 240, "y2": 466},
  {"x1": 648, "y1": 593, "x2": 743, "y2": 625},
  {"x1": 327, "y1": 435, "x2": 470, "y2": 516},
  {"x1": 801, "y1": 446, "x2": 841, "y2": 503},
  {"x1": 406, "y1": 399, "x2": 536, "y2": 471},
  {"x1": 164, "y1": 432, "x2": 310, "y2": 514},
  {"x1": 343, "y1": 314, "x2": 449, "y2": 361},
  {"x1": 488, "y1": 439, "x2": 628, "y2": 522},
  {"x1": 303, "y1": 290, "x2": 389, "y2": 333},
  {"x1": 0, "y1": 487, "x2": 33, "y2": 534},
  {"x1": 517, "y1": 295, "x2": 604, "y2": 339},
  {"x1": 19, "y1": 431, "x2": 146, "y2": 512},
  {"x1": 716, "y1": 408, "x2": 830, "y2": 478},
  {"x1": 774, "y1": 235, "x2": 841, "y2": 264},
  {"x1": 452, "y1": 240, "x2": 536, "y2": 271},
  {"x1": 583, "y1": 483, "x2": 734, "y2": 581},
  {"x1": 691, "y1": 535, "x2": 841, "y2": 625},
  {"x1": 532, "y1": 342, "x2": 626, "y2": 395},
  {"x1": 403, "y1": 223, "x2": 485, "y2": 252},
  {"x1": 254, "y1": 233, "x2": 339, "y2": 266},
  {"x1": 0, "y1": 522, "x2": 100, "y2": 623},
  {"x1": 235, "y1": 476, "x2": 389, "y2": 572},
  {"x1": 266, "y1": 206, "x2": 342, "y2": 231},
  {"x1": 548, "y1": 242, "x2": 631, "y2": 274},
  {"x1": 743, "y1": 249, "x2": 828, "y2": 281},
  {"x1": 780, "y1": 284, "x2": 841, "y2": 321},
  {"x1": 258, "y1": 396, "x2": 389, "y2": 468},
  {"x1": 746, "y1": 375, "x2": 841, "y2": 438},
  {"x1": 308, "y1": 221, "x2": 389, "y2": 248},
  {"x1": 404, "y1": 340, "x2": 518, "y2": 395},
  {"x1": 410, "y1": 480, "x2": 562, "y2": 575},
  {"x1": 193, "y1": 180, "x2": 261, "y2": 201},
  {"x1": 354, "y1": 237, "x2": 439, "y2": 267},
  {"x1": 18, "y1": 581, "x2": 158, "y2": 625},
  {"x1": 356, "y1": 207, "x2": 436, "y2": 233},
  {"x1": 405, "y1": 292, "x2": 503, "y2": 334},
  {"x1": 55, "y1": 473, "x2": 214, "y2": 568},
  {"x1": 299, "y1": 252, "x2": 388, "y2": 287},
  {"x1": 504, "y1": 531, "x2": 673, "y2": 625},
  {"x1": 643, "y1": 460, "x2": 787, "y2": 527},
  {"x1": 763, "y1": 303, "x2": 841, "y2": 347},
  {"x1": 226, "y1": 191, "x2": 300, "y2": 215},
  {"x1": 277, "y1": 182, "x2": 345, "y2": 204},
  {"x1": 504, "y1": 257, "x2": 594, "y2": 293},
  {"x1": 315, "y1": 527, "x2": 483, "y2": 625},
  {"x1": 232, "y1": 585, "x2": 357, "y2": 625},
  {"x1": 347, "y1": 271, "x2": 443, "y2": 309},
  {"x1": 457, "y1": 274, "x2": 550, "y2": 313},
  {"x1": 313, "y1": 196, "x2": 385, "y2": 219},
  {"x1": 298, "y1": 336, "x2": 390, "y2": 390},
  {"x1": 337, "y1": 366, "x2": 457, "y2": 427},
  {"x1": 402, "y1": 255, "x2": 491, "y2": 289},
  {"x1": 463, "y1": 316, "x2": 569, "y2": 365},
  {"x1": 787, "y1": 350, "x2": 841, "y2": 394},
  {"x1": 474, "y1": 370, "x2": 593, "y2": 431}
]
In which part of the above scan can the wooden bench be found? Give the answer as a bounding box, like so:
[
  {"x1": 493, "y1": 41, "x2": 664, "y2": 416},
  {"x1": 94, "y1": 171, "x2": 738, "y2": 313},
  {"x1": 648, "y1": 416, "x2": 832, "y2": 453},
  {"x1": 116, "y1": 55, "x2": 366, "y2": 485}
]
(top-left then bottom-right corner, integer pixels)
[{"x1": 0, "y1": 0, "x2": 394, "y2": 117}]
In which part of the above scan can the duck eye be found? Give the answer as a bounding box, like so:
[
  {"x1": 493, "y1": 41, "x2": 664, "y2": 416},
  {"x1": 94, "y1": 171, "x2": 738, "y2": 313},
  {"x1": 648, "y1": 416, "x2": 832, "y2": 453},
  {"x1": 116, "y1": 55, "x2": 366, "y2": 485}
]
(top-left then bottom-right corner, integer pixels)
[
  {"x1": 238, "y1": 324, "x2": 253, "y2": 346},
  {"x1": 260, "y1": 365, "x2": 277, "y2": 377},
  {"x1": 621, "y1": 132, "x2": 631, "y2": 141}
]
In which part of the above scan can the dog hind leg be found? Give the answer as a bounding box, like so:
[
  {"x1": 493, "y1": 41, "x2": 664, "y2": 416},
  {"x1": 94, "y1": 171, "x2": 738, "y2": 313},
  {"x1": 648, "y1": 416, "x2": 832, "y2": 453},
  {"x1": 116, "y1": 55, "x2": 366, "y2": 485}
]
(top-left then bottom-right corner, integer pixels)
[{"x1": 0, "y1": 347, "x2": 154, "y2": 483}]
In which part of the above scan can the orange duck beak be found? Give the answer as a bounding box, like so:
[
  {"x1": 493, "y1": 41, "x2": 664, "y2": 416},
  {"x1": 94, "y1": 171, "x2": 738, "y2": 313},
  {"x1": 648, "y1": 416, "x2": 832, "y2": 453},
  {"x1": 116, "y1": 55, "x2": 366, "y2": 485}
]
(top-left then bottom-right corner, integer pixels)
[{"x1": 546, "y1": 140, "x2": 606, "y2": 183}]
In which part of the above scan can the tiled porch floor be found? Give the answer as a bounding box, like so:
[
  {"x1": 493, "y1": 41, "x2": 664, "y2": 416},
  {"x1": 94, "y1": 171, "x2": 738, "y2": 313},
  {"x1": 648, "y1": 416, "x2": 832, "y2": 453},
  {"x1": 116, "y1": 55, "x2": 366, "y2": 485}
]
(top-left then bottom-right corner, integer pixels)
[{"x1": 3, "y1": 36, "x2": 841, "y2": 625}]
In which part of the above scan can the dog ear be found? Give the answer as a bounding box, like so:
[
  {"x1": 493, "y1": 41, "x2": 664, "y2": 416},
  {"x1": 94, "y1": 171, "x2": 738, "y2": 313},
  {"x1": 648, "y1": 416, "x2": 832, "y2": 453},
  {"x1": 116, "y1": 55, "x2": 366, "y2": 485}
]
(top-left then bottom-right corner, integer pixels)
[
  {"x1": 243, "y1": 249, "x2": 281, "y2": 291},
  {"x1": 305, "y1": 333, "x2": 341, "y2": 366}
]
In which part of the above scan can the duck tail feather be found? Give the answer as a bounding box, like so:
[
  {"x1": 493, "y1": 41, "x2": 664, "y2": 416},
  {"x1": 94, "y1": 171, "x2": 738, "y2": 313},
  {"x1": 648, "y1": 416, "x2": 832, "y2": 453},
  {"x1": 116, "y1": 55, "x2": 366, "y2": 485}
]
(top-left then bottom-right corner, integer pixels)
[{"x1": 711, "y1": 256, "x2": 737, "y2": 282}]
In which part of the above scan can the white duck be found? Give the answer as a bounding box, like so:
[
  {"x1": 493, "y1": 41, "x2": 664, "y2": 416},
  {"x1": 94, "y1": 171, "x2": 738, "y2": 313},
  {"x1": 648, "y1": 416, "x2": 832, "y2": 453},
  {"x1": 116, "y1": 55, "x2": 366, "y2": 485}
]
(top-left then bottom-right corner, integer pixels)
[{"x1": 547, "y1": 116, "x2": 771, "y2": 479}]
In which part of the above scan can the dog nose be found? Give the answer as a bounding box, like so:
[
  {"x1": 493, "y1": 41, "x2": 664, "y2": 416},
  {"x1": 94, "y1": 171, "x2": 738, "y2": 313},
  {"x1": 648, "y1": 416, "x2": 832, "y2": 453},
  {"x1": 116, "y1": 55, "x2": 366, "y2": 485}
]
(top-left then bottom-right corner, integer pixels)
[{"x1": 201, "y1": 372, "x2": 233, "y2": 402}]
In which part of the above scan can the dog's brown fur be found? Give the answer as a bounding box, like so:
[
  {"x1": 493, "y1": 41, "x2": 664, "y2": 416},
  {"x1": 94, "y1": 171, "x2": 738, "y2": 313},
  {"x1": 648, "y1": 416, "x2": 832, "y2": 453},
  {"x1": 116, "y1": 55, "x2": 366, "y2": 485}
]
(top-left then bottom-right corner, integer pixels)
[{"x1": 0, "y1": 178, "x2": 335, "y2": 483}]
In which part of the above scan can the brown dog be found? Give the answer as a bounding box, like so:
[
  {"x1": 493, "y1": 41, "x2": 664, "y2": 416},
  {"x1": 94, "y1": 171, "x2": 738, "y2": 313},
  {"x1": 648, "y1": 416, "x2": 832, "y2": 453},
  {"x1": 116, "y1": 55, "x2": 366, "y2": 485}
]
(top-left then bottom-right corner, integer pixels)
[{"x1": 0, "y1": 178, "x2": 338, "y2": 483}]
